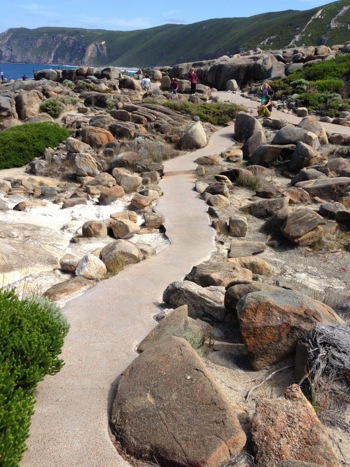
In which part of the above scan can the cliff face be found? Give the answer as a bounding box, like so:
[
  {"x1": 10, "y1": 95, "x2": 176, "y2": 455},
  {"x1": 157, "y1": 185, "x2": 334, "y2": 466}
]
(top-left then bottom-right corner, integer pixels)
[{"x1": 0, "y1": 29, "x2": 107, "y2": 65}]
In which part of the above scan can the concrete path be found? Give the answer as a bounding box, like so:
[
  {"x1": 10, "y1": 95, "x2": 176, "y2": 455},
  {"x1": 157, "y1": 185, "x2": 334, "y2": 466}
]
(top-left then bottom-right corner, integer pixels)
[
  {"x1": 22, "y1": 92, "x2": 350, "y2": 467},
  {"x1": 22, "y1": 124, "x2": 237, "y2": 467}
]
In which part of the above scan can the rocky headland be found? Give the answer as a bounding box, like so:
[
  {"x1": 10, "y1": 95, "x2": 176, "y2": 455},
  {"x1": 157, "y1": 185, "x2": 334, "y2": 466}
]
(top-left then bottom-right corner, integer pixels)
[{"x1": 1, "y1": 48, "x2": 350, "y2": 466}]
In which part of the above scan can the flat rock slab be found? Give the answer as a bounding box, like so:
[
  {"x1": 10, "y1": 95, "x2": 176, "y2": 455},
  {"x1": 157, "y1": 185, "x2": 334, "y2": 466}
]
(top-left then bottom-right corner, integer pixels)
[{"x1": 228, "y1": 240, "x2": 266, "y2": 258}]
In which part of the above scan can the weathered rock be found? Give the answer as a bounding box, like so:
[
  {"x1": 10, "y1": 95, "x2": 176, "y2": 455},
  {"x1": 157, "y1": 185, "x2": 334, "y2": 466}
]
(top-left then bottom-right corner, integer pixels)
[
  {"x1": 82, "y1": 221, "x2": 108, "y2": 238},
  {"x1": 228, "y1": 256, "x2": 274, "y2": 276},
  {"x1": 185, "y1": 261, "x2": 252, "y2": 287},
  {"x1": 109, "y1": 218, "x2": 140, "y2": 239},
  {"x1": 250, "y1": 197, "x2": 289, "y2": 218},
  {"x1": 295, "y1": 177, "x2": 350, "y2": 200},
  {"x1": 250, "y1": 144, "x2": 296, "y2": 166},
  {"x1": 242, "y1": 130, "x2": 267, "y2": 159},
  {"x1": 234, "y1": 112, "x2": 263, "y2": 142},
  {"x1": 69, "y1": 153, "x2": 100, "y2": 177},
  {"x1": 143, "y1": 211, "x2": 165, "y2": 229},
  {"x1": 237, "y1": 289, "x2": 344, "y2": 370},
  {"x1": 163, "y1": 280, "x2": 226, "y2": 321},
  {"x1": 289, "y1": 142, "x2": 325, "y2": 172},
  {"x1": 284, "y1": 187, "x2": 311, "y2": 205},
  {"x1": 228, "y1": 216, "x2": 248, "y2": 237},
  {"x1": 137, "y1": 305, "x2": 204, "y2": 353},
  {"x1": 75, "y1": 253, "x2": 107, "y2": 280},
  {"x1": 272, "y1": 125, "x2": 319, "y2": 150},
  {"x1": 44, "y1": 276, "x2": 95, "y2": 301},
  {"x1": 228, "y1": 240, "x2": 266, "y2": 258},
  {"x1": 98, "y1": 185, "x2": 125, "y2": 205},
  {"x1": 224, "y1": 282, "x2": 279, "y2": 318},
  {"x1": 130, "y1": 190, "x2": 159, "y2": 208},
  {"x1": 0, "y1": 221, "x2": 68, "y2": 286},
  {"x1": 178, "y1": 121, "x2": 208, "y2": 150},
  {"x1": 112, "y1": 170, "x2": 142, "y2": 193},
  {"x1": 252, "y1": 385, "x2": 341, "y2": 467},
  {"x1": 60, "y1": 253, "x2": 80, "y2": 273},
  {"x1": 111, "y1": 336, "x2": 246, "y2": 466},
  {"x1": 0, "y1": 95, "x2": 18, "y2": 120},
  {"x1": 15, "y1": 90, "x2": 42, "y2": 120},
  {"x1": 298, "y1": 116, "x2": 328, "y2": 145},
  {"x1": 291, "y1": 168, "x2": 328, "y2": 185},
  {"x1": 81, "y1": 126, "x2": 115, "y2": 148},
  {"x1": 281, "y1": 209, "x2": 325, "y2": 244},
  {"x1": 100, "y1": 239, "x2": 142, "y2": 272},
  {"x1": 318, "y1": 202, "x2": 345, "y2": 220},
  {"x1": 194, "y1": 155, "x2": 220, "y2": 165},
  {"x1": 204, "y1": 182, "x2": 230, "y2": 198},
  {"x1": 207, "y1": 194, "x2": 230, "y2": 209}
]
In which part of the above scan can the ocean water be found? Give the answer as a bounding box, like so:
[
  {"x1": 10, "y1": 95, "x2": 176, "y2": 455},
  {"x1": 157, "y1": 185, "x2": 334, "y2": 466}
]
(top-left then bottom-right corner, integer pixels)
[
  {"x1": 0, "y1": 63, "x2": 137, "y2": 81},
  {"x1": 0, "y1": 63, "x2": 77, "y2": 81}
]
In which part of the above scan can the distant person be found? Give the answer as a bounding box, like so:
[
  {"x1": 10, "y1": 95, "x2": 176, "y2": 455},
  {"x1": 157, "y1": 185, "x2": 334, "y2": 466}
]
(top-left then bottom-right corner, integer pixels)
[
  {"x1": 22, "y1": 75, "x2": 28, "y2": 81},
  {"x1": 141, "y1": 74, "x2": 151, "y2": 92},
  {"x1": 260, "y1": 81, "x2": 273, "y2": 102},
  {"x1": 0, "y1": 71, "x2": 4, "y2": 82},
  {"x1": 170, "y1": 78, "x2": 179, "y2": 94},
  {"x1": 257, "y1": 95, "x2": 272, "y2": 117},
  {"x1": 189, "y1": 68, "x2": 198, "y2": 95}
]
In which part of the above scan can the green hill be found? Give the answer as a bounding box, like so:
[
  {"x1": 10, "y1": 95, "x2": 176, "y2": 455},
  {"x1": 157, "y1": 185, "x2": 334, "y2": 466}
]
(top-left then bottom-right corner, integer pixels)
[{"x1": 0, "y1": 1, "x2": 349, "y2": 67}]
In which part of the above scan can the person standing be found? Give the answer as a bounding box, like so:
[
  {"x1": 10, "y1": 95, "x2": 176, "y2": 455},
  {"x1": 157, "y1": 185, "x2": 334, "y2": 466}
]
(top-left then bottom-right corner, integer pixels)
[
  {"x1": 0, "y1": 71, "x2": 4, "y2": 82},
  {"x1": 141, "y1": 74, "x2": 151, "y2": 92},
  {"x1": 189, "y1": 68, "x2": 198, "y2": 95}
]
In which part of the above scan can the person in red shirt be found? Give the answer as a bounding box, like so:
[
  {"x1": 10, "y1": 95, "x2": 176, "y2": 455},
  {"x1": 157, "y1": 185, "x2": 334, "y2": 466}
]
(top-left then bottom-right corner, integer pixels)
[{"x1": 189, "y1": 68, "x2": 198, "y2": 95}]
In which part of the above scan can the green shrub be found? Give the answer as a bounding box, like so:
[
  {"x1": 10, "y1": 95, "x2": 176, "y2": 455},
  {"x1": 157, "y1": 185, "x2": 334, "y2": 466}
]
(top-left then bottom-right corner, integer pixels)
[
  {"x1": 0, "y1": 290, "x2": 69, "y2": 465},
  {"x1": 39, "y1": 98, "x2": 63, "y2": 118},
  {"x1": 0, "y1": 122, "x2": 70, "y2": 169},
  {"x1": 144, "y1": 99, "x2": 246, "y2": 126}
]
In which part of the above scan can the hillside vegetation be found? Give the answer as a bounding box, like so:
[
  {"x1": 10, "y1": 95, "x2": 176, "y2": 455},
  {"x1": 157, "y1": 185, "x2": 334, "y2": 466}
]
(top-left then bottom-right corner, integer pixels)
[{"x1": 0, "y1": 1, "x2": 350, "y2": 67}]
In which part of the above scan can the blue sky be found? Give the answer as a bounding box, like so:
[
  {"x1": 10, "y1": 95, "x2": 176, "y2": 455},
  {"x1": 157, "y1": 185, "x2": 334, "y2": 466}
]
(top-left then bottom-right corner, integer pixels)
[{"x1": 0, "y1": 0, "x2": 332, "y2": 33}]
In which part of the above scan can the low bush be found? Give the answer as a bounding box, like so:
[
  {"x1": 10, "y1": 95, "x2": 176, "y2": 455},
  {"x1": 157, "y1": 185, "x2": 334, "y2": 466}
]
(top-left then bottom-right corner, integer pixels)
[
  {"x1": 0, "y1": 290, "x2": 69, "y2": 465},
  {"x1": 0, "y1": 122, "x2": 70, "y2": 169},
  {"x1": 39, "y1": 98, "x2": 63, "y2": 118},
  {"x1": 144, "y1": 99, "x2": 246, "y2": 126}
]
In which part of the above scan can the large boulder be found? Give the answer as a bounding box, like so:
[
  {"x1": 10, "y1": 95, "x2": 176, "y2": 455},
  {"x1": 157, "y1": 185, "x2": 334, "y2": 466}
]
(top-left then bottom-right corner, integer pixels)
[
  {"x1": 252, "y1": 385, "x2": 341, "y2": 467},
  {"x1": 272, "y1": 125, "x2": 320, "y2": 150},
  {"x1": 0, "y1": 221, "x2": 68, "y2": 286},
  {"x1": 237, "y1": 289, "x2": 344, "y2": 370},
  {"x1": 100, "y1": 239, "x2": 143, "y2": 272},
  {"x1": 234, "y1": 113, "x2": 263, "y2": 143},
  {"x1": 0, "y1": 95, "x2": 18, "y2": 120},
  {"x1": 178, "y1": 121, "x2": 208, "y2": 150},
  {"x1": 15, "y1": 90, "x2": 43, "y2": 120},
  {"x1": 185, "y1": 261, "x2": 252, "y2": 287},
  {"x1": 163, "y1": 280, "x2": 226, "y2": 321},
  {"x1": 298, "y1": 116, "x2": 328, "y2": 145},
  {"x1": 281, "y1": 208, "x2": 325, "y2": 245},
  {"x1": 111, "y1": 336, "x2": 246, "y2": 466}
]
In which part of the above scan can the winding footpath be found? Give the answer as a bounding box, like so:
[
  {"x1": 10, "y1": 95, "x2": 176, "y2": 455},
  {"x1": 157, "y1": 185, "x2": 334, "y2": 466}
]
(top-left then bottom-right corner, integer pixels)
[{"x1": 21, "y1": 92, "x2": 350, "y2": 466}]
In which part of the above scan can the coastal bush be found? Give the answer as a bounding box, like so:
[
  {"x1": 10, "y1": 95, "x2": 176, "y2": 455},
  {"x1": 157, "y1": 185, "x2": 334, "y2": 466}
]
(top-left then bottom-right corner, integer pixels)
[
  {"x1": 273, "y1": 54, "x2": 350, "y2": 116},
  {"x1": 0, "y1": 122, "x2": 70, "y2": 169},
  {"x1": 144, "y1": 99, "x2": 246, "y2": 126},
  {"x1": 39, "y1": 98, "x2": 64, "y2": 118},
  {"x1": 0, "y1": 289, "x2": 69, "y2": 465}
]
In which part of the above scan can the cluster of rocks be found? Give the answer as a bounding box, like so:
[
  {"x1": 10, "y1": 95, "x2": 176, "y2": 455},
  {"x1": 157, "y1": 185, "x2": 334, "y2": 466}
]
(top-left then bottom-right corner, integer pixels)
[
  {"x1": 0, "y1": 69, "x2": 215, "y2": 299},
  {"x1": 0, "y1": 65, "x2": 350, "y2": 465},
  {"x1": 110, "y1": 111, "x2": 350, "y2": 465}
]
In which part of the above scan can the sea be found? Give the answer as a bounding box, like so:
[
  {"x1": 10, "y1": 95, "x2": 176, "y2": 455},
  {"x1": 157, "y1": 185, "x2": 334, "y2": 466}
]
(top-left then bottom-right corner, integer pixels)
[{"x1": 0, "y1": 62, "x2": 137, "y2": 81}]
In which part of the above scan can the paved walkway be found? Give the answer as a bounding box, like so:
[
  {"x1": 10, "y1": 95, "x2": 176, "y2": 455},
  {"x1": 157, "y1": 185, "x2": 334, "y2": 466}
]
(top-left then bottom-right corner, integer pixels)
[
  {"x1": 22, "y1": 124, "x2": 237, "y2": 467},
  {"x1": 22, "y1": 92, "x2": 350, "y2": 467}
]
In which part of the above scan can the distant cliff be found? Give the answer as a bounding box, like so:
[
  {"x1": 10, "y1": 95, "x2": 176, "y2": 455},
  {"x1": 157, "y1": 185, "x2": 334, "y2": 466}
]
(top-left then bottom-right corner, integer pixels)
[{"x1": 0, "y1": 1, "x2": 349, "y2": 67}]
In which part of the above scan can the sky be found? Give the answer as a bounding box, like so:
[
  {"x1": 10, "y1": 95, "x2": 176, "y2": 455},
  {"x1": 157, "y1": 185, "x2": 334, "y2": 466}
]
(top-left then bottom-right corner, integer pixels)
[{"x1": 0, "y1": 0, "x2": 333, "y2": 34}]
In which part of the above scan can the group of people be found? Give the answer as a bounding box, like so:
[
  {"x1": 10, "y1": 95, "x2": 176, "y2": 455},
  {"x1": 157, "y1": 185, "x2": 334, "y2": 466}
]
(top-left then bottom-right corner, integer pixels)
[
  {"x1": 257, "y1": 81, "x2": 273, "y2": 117},
  {"x1": 140, "y1": 68, "x2": 198, "y2": 95}
]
